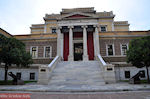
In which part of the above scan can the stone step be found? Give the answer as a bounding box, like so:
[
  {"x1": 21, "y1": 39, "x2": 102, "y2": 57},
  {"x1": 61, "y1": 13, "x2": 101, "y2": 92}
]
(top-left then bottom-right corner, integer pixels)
[{"x1": 48, "y1": 61, "x2": 105, "y2": 86}]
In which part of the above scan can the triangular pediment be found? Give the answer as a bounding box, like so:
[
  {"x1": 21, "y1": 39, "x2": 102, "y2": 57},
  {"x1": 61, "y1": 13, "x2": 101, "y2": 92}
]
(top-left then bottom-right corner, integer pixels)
[
  {"x1": 0, "y1": 28, "x2": 12, "y2": 37},
  {"x1": 66, "y1": 14, "x2": 89, "y2": 18},
  {"x1": 62, "y1": 12, "x2": 93, "y2": 19}
]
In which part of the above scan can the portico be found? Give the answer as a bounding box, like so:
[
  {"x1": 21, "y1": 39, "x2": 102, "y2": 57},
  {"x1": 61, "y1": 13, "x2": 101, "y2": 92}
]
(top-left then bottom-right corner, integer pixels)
[{"x1": 57, "y1": 24, "x2": 100, "y2": 61}]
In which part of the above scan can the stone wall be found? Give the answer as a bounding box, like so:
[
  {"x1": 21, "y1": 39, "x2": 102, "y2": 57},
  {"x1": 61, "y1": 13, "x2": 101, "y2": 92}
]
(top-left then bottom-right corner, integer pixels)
[
  {"x1": 115, "y1": 65, "x2": 150, "y2": 81},
  {"x1": 0, "y1": 67, "x2": 38, "y2": 81},
  {"x1": 99, "y1": 38, "x2": 131, "y2": 56},
  {"x1": 32, "y1": 59, "x2": 53, "y2": 64},
  {"x1": 103, "y1": 56, "x2": 126, "y2": 63},
  {"x1": 1, "y1": 65, "x2": 149, "y2": 82},
  {"x1": 24, "y1": 40, "x2": 57, "y2": 64}
]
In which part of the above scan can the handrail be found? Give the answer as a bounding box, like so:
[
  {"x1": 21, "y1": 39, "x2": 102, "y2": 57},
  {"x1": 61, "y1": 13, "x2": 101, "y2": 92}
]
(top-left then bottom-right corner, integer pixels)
[
  {"x1": 97, "y1": 54, "x2": 107, "y2": 66},
  {"x1": 48, "y1": 56, "x2": 59, "y2": 68}
]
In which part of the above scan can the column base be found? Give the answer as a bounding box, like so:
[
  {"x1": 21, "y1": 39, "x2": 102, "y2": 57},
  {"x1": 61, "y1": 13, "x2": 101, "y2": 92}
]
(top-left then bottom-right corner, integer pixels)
[
  {"x1": 68, "y1": 55, "x2": 74, "y2": 61},
  {"x1": 83, "y1": 55, "x2": 89, "y2": 61}
]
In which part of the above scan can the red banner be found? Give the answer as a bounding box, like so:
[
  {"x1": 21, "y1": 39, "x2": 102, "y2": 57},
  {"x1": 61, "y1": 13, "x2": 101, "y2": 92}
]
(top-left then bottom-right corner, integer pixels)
[{"x1": 0, "y1": 93, "x2": 30, "y2": 99}]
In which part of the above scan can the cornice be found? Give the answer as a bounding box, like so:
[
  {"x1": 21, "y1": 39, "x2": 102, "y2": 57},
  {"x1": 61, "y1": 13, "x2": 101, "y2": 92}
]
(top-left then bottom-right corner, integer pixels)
[
  {"x1": 100, "y1": 34, "x2": 150, "y2": 38},
  {"x1": 0, "y1": 28, "x2": 13, "y2": 37}
]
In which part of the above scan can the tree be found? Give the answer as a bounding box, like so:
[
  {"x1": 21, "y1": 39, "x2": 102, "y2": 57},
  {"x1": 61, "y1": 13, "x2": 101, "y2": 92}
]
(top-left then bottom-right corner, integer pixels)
[
  {"x1": 0, "y1": 34, "x2": 33, "y2": 82},
  {"x1": 127, "y1": 36, "x2": 150, "y2": 83}
]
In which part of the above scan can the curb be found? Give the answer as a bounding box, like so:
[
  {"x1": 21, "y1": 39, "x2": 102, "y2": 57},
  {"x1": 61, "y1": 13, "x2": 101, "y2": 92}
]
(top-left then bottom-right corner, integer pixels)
[{"x1": 0, "y1": 88, "x2": 150, "y2": 93}]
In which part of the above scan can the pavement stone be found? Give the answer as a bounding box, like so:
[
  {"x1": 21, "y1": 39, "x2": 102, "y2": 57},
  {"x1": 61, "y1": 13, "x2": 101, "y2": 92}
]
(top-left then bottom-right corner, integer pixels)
[
  {"x1": 0, "y1": 82, "x2": 150, "y2": 92},
  {"x1": 1, "y1": 91, "x2": 150, "y2": 99}
]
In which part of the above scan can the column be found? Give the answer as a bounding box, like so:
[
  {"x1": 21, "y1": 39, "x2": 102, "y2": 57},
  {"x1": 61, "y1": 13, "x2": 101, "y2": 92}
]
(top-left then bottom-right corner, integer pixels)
[
  {"x1": 57, "y1": 27, "x2": 62, "y2": 57},
  {"x1": 68, "y1": 26, "x2": 74, "y2": 61},
  {"x1": 82, "y1": 25, "x2": 89, "y2": 61},
  {"x1": 94, "y1": 25, "x2": 100, "y2": 56},
  {"x1": 60, "y1": 31, "x2": 64, "y2": 59}
]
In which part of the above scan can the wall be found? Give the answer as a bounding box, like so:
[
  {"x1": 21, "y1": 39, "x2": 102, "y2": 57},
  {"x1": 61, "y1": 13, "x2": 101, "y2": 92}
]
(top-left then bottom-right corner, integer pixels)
[
  {"x1": 0, "y1": 67, "x2": 38, "y2": 81},
  {"x1": 114, "y1": 25, "x2": 129, "y2": 31},
  {"x1": 24, "y1": 40, "x2": 57, "y2": 64},
  {"x1": 99, "y1": 38, "x2": 130, "y2": 56},
  {"x1": 115, "y1": 66, "x2": 150, "y2": 81},
  {"x1": 98, "y1": 18, "x2": 114, "y2": 31}
]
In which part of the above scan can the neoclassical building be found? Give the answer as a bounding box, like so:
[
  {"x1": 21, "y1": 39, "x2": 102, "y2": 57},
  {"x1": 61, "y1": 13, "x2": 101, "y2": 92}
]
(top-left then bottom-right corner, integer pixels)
[{"x1": 1, "y1": 7, "x2": 150, "y2": 84}]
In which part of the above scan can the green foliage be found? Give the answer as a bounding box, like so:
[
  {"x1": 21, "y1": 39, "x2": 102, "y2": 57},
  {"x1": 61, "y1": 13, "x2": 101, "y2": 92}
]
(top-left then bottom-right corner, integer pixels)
[
  {"x1": 0, "y1": 34, "x2": 32, "y2": 66},
  {"x1": 0, "y1": 34, "x2": 33, "y2": 81},
  {"x1": 127, "y1": 36, "x2": 150, "y2": 83},
  {"x1": 127, "y1": 36, "x2": 150, "y2": 68},
  {"x1": 21, "y1": 51, "x2": 33, "y2": 67}
]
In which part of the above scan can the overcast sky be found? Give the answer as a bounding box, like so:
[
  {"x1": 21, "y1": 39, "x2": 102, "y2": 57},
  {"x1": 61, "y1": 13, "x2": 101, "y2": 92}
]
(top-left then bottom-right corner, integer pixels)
[{"x1": 0, "y1": 0, "x2": 150, "y2": 35}]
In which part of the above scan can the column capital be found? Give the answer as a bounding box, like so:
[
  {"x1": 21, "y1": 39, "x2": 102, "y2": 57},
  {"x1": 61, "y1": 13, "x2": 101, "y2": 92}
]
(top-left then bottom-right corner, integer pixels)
[
  {"x1": 68, "y1": 26, "x2": 74, "y2": 29},
  {"x1": 93, "y1": 25, "x2": 99, "y2": 28},
  {"x1": 56, "y1": 26, "x2": 62, "y2": 30},
  {"x1": 81, "y1": 25, "x2": 88, "y2": 28}
]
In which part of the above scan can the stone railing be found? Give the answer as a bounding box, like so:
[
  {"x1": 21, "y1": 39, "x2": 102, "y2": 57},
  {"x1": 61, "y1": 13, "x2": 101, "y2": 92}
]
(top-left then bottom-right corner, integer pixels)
[
  {"x1": 97, "y1": 54, "x2": 116, "y2": 83},
  {"x1": 97, "y1": 54, "x2": 107, "y2": 66},
  {"x1": 38, "y1": 56, "x2": 60, "y2": 84}
]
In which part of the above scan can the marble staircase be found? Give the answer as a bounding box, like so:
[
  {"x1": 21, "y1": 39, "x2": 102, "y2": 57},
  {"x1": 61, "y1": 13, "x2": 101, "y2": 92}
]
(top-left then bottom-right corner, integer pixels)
[{"x1": 48, "y1": 61, "x2": 105, "y2": 87}]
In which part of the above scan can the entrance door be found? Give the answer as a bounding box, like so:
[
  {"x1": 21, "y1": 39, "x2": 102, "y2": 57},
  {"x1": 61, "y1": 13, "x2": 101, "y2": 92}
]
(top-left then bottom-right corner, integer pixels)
[{"x1": 74, "y1": 43, "x2": 83, "y2": 61}]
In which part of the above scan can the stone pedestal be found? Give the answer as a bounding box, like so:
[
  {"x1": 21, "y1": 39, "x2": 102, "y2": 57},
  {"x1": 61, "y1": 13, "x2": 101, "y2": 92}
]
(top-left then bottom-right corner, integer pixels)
[
  {"x1": 38, "y1": 65, "x2": 51, "y2": 84},
  {"x1": 102, "y1": 64, "x2": 116, "y2": 83}
]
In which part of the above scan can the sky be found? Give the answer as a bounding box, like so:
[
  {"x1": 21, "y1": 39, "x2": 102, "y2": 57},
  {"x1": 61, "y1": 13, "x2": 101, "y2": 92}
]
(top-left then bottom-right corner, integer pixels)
[{"x1": 0, "y1": 0, "x2": 150, "y2": 35}]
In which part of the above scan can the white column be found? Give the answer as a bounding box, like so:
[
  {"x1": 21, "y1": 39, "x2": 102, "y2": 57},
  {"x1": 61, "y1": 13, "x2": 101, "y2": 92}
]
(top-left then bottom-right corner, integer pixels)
[
  {"x1": 82, "y1": 25, "x2": 89, "y2": 61},
  {"x1": 94, "y1": 25, "x2": 100, "y2": 56},
  {"x1": 60, "y1": 32, "x2": 64, "y2": 59},
  {"x1": 93, "y1": 27, "x2": 97, "y2": 57},
  {"x1": 68, "y1": 26, "x2": 74, "y2": 61},
  {"x1": 57, "y1": 27, "x2": 62, "y2": 57}
]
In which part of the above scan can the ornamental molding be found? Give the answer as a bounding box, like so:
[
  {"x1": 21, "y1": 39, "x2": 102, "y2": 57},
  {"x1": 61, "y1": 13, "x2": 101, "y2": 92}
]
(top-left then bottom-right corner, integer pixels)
[
  {"x1": 100, "y1": 35, "x2": 150, "y2": 38},
  {"x1": 61, "y1": 12, "x2": 94, "y2": 19},
  {"x1": 58, "y1": 19, "x2": 98, "y2": 26}
]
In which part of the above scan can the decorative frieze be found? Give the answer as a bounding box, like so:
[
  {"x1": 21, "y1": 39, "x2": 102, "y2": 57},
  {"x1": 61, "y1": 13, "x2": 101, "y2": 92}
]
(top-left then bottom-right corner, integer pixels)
[{"x1": 58, "y1": 19, "x2": 98, "y2": 26}]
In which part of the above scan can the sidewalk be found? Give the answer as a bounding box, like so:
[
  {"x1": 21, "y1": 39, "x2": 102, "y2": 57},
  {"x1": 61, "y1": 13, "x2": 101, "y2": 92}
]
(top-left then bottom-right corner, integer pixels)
[{"x1": 0, "y1": 82, "x2": 150, "y2": 92}]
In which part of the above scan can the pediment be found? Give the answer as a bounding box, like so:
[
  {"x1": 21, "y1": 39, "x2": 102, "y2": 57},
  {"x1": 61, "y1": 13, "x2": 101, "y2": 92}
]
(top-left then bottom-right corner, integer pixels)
[
  {"x1": 66, "y1": 14, "x2": 89, "y2": 18},
  {"x1": 0, "y1": 28, "x2": 12, "y2": 37},
  {"x1": 62, "y1": 12, "x2": 93, "y2": 19}
]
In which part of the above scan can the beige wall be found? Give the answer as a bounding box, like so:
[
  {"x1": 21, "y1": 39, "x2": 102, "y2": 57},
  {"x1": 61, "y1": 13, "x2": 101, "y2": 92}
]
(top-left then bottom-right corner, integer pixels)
[
  {"x1": 98, "y1": 19, "x2": 114, "y2": 31},
  {"x1": 114, "y1": 25, "x2": 129, "y2": 31}
]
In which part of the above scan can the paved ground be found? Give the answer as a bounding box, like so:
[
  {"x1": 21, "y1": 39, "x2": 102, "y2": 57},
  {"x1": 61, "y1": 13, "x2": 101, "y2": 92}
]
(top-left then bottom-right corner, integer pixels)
[
  {"x1": 0, "y1": 82, "x2": 150, "y2": 92},
  {"x1": 1, "y1": 91, "x2": 150, "y2": 99}
]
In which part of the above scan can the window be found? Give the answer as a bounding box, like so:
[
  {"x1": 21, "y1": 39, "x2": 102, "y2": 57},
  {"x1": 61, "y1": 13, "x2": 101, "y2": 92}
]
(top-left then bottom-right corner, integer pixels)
[
  {"x1": 125, "y1": 71, "x2": 130, "y2": 78},
  {"x1": 140, "y1": 70, "x2": 145, "y2": 78},
  {"x1": 121, "y1": 44, "x2": 128, "y2": 55},
  {"x1": 16, "y1": 72, "x2": 21, "y2": 80},
  {"x1": 107, "y1": 44, "x2": 114, "y2": 56},
  {"x1": 30, "y1": 73, "x2": 35, "y2": 80},
  {"x1": 100, "y1": 26, "x2": 107, "y2": 32},
  {"x1": 52, "y1": 28, "x2": 56, "y2": 33},
  {"x1": 30, "y1": 47, "x2": 38, "y2": 58},
  {"x1": 44, "y1": 46, "x2": 52, "y2": 58}
]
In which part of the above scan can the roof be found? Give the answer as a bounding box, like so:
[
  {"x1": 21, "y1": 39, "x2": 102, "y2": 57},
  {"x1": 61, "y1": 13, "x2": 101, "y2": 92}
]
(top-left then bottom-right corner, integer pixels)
[
  {"x1": 0, "y1": 28, "x2": 13, "y2": 37},
  {"x1": 61, "y1": 7, "x2": 95, "y2": 14},
  {"x1": 44, "y1": 7, "x2": 115, "y2": 20}
]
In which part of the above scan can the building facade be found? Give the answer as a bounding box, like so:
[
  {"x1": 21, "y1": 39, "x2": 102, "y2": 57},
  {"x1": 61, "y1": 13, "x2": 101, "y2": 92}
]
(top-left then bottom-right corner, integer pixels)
[{"x1": 1, "y1": 7, "x2": 150, "y2": 82}]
